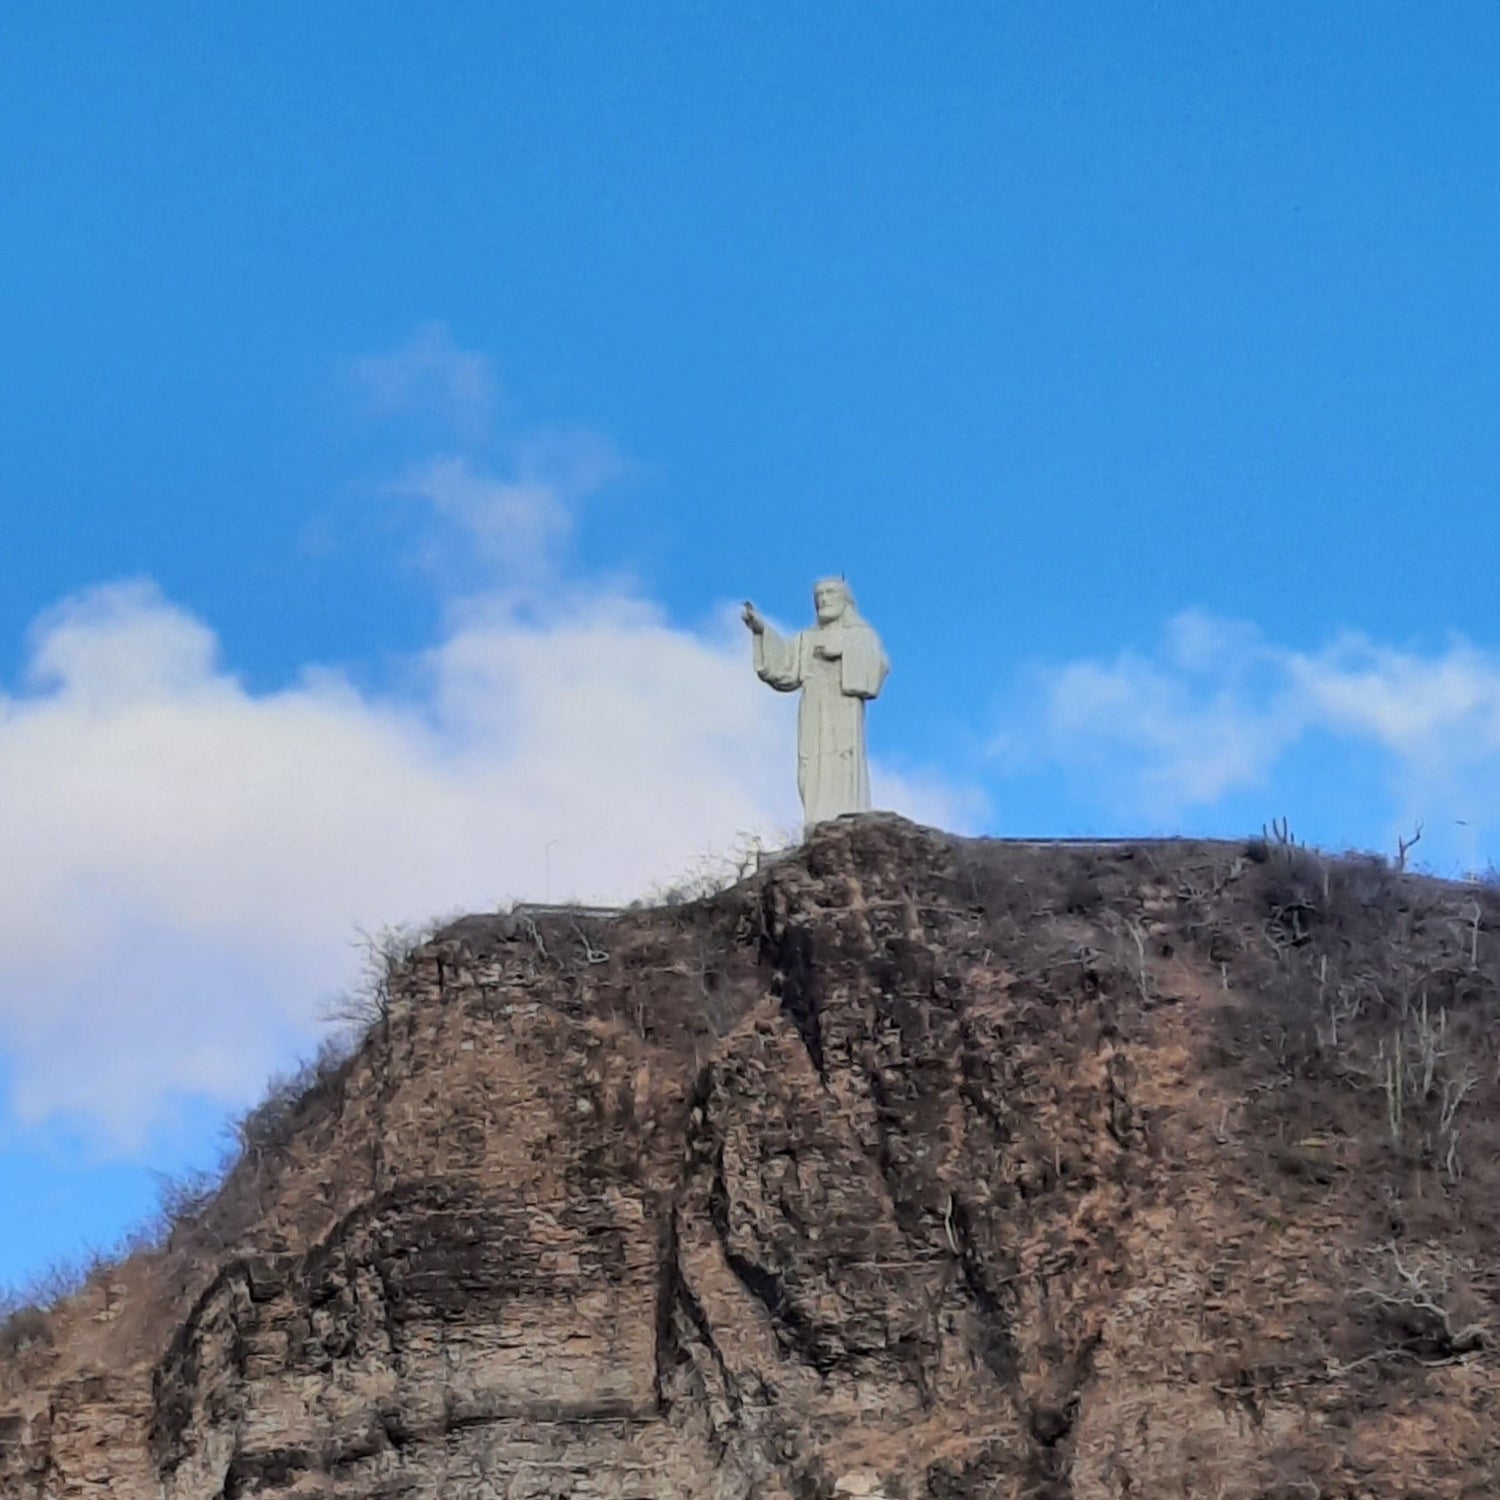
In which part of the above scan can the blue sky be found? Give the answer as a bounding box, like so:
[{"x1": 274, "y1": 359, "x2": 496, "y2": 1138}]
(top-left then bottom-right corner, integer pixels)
[{"x1": 5, "y1": 2, "x2": 1500, "y2": 1287}]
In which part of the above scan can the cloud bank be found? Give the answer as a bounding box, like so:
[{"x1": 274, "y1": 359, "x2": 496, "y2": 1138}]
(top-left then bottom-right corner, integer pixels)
[
  {"x1": 347, "y1": 321, "x2": 499, "y2": 443},
  {"x1": 1, "y1": 359, "x2": 975, "y2": 1151},
  {"x1": 1017, "y1": 610, "x2": 1500, "y2": 866}
]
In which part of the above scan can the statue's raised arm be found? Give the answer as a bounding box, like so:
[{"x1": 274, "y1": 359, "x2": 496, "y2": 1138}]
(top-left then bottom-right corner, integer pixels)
[{"x1": 745, "y1": 577, "x2": 889, "y2": 833}]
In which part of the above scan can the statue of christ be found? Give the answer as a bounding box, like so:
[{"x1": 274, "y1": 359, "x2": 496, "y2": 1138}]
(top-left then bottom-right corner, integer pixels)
[{"x1": 742, "y1": 578, "x2": 890, "y2": 833}]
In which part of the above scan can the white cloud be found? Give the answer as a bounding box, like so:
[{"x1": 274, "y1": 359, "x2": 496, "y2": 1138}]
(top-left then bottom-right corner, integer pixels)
[
  {"x1": 1288, "y1": 635, "x2": 1500, "y2": 761},
  {"x1": 0, "y1": 580, "x2": 779, "y2": 1147},
  {"x1": 0, "y1": 577, "x2": 976, "y2": 1151},
  {"x1": 392, "y1": 455, "x2": 573, "y2": 584},
  {"x1": 25, "y1": 582, "x2": 223, "y2": 706},
  {"x1": 347, "y1": 321, "x2": 498, "y2": 441},
  {"x1": 0, "y1": 331, "x2": 979, "y2": 1153},
  {"x1": 387, "y1": 432, "x2": 622, "y2": 592},
  {"x1": 1016, "y1": 610, "x2": 1500, "y2": 860},
  {"x1": 1020, "y1": 616, "x2": 1298, "y2": 811}
]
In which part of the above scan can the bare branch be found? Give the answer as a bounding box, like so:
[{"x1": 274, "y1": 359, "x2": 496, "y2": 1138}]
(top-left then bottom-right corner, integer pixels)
[{"x1": 1396, "y1": 821, "x2": 1424, "y2": 871}]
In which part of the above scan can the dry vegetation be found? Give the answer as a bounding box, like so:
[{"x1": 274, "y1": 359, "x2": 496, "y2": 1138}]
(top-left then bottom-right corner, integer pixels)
[
  {"x1": 7, "y1": 818, "x2": 1500, "y2": 1456},
  {"x1": 0, "y1": 866, "x2": 765, "y2": 1385},
  {"x1": 942, "y1": 823, "x2": 1500, "y2": 1378},
  {"x1": 0, "y1": 924, "x2": 434, "y2": 1386}
]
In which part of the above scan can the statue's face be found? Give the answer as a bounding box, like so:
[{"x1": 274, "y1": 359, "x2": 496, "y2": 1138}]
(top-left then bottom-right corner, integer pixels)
[{"x1": 814, "y1": 584, "x2": 845, "y2": 624}]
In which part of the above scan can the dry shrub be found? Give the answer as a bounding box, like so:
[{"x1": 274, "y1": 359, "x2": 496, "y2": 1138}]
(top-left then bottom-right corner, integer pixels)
[
  {"x1": 0, "y1": 1306, "x2": 52, "y2": 1360},
  {"x1": 0, "y1": 919, "x2": 440, "y2": 1366},
  {"x1": 1348, "y1": 1242, "x2": 1488, "y2": 1361},
  {"x1": 0, "y1": 1258, "x2": 96, "y2": 1376},
  {"x1": 322, "y1": 922, "x2": 437, "y2": 1029}
]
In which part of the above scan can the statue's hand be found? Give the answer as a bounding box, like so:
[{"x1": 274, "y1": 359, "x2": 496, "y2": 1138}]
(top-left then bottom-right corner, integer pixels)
[{"x1": 741, "y1": 601, "x2": 766, "y2": 635}]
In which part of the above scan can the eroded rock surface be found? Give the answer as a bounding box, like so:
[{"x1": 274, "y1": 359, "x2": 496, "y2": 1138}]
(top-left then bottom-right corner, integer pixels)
[{"x1": 7, "y1": 817, "x2": 1500, "y2": 1496}]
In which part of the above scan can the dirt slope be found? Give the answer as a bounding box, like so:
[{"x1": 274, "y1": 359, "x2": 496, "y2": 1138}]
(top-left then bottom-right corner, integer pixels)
[{"x1": 5, "y1": 815, "x2": 1500, "y2": 1498}]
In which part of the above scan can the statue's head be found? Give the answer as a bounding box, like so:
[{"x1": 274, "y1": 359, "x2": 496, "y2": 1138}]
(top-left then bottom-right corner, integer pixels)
[{"x1": 813, "y1": 577, "x2": 854, "y2": 625}]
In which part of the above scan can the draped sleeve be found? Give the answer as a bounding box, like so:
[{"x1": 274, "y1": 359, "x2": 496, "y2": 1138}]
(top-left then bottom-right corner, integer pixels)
[
  {"x1": 839, "y1": 622, "x2": 889, "y2": 700},
  {"x1": 754, "y1": 624, "x2": 805, "y2": 692}
]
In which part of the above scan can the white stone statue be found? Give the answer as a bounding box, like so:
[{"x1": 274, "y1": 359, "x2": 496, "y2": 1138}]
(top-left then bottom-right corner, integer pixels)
[{"x1": 742, "y1": 578, "x2": 890, "y2": 832}]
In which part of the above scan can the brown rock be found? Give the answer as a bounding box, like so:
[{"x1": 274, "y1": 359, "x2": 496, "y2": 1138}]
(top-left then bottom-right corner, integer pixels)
[{"x1": 6, "y1": 817, "x2": 1500, "y2": 1496}]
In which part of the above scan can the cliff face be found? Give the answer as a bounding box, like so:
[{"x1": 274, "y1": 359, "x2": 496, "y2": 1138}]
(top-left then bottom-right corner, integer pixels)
[{"x1": 6, "y1": 817, "x2": 1500, "y2": 1498}]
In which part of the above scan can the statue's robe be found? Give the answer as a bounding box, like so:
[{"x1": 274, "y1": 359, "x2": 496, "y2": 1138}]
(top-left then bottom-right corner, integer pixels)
[{"x1": 754, "y1": 614, "x2": 889, "y2": 830}]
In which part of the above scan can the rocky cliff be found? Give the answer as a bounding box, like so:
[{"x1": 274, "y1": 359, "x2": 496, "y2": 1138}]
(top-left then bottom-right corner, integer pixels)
[{"x1": 5, "y1": 816, "x2": 1500, "y2": 1498}]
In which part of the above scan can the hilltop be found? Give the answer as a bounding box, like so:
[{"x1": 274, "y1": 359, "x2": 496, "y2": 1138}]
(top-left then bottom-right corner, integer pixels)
[{"x1": 4, "y1": 816, "x2": 1500, "y2": 1498}]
